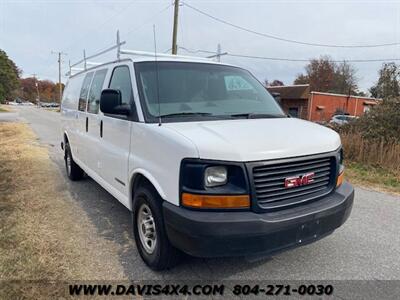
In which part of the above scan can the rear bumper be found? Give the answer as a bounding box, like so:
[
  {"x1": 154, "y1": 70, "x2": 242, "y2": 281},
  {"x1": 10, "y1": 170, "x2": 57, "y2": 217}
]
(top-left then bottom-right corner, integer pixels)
[{"x1": 163, "y1": 182, "x2": 354, "y2": 257}]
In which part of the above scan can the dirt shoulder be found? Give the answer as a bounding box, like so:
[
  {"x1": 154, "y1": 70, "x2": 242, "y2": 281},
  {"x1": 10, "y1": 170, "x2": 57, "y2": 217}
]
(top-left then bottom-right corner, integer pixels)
[{"x1": 0, "y1": 122, "x2": 125, "y2": 298}]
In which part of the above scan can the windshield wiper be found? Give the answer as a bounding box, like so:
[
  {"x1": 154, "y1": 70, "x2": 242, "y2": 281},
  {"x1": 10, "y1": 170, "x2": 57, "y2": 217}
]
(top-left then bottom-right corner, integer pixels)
[
  {"x1": 158, "y1": 112, "x2": 213, "y2": 118},
  {"x1": 229, "y1": 113, "x2": 286, "y2": 119}
]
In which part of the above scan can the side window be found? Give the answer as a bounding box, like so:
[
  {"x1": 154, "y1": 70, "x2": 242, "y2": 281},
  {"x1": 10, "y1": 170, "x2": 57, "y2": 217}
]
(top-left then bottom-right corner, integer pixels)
[
  {"x1": 87, "y1": 69, "x2": 107, "y2": 114},
  {"x1": 78, "y1": 72, "x2": 94, "y2": 111},
  {"x1": 109, "y1": 66, "x2": 133, "y2": 105}
]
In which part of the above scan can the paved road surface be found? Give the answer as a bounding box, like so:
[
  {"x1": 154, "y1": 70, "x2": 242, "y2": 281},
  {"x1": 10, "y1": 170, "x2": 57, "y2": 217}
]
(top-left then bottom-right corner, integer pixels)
[{"x1": 3, "y1": 107, "x2": 400, "y2": 284}]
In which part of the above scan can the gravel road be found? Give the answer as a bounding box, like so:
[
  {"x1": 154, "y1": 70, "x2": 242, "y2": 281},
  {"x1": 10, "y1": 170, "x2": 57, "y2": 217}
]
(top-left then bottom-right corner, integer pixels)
[{"x1": 3, "y1": 106, "x2": 400, "y2": 287}]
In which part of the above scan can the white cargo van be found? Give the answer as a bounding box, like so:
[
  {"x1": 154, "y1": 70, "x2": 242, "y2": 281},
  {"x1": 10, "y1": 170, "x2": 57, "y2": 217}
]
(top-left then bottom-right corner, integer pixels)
[{"x1": 61, "y1": 51, "x2": 353, "y2": 270}]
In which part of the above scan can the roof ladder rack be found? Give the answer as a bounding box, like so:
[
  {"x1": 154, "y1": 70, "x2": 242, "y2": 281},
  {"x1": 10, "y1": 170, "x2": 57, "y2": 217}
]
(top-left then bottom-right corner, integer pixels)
[
  {"x1": 66, "y1": 30, "x2": 212, "y2": 77},
  {"x1": 119, "y1": 49, "x2": 210, "y2": 61},
  {"x1": 66, "y1": 30, "x2": 126, "y2": 76}
]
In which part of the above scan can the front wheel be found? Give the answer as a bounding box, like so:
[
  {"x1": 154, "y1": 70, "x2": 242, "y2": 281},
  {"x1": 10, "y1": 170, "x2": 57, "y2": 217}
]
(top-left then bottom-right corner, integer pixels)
[
  {"x1": 133, "y1": 184, "x2": 180, "y2": 270},
  {"x1": 64, "y1": 143, "x2": 84, "y2": 181}
]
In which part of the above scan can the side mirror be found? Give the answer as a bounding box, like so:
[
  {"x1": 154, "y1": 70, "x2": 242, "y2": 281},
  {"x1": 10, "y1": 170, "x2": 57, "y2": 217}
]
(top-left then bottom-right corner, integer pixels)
[{"x1": 100, "y1": 89, "x2": 131, "y2": 115}]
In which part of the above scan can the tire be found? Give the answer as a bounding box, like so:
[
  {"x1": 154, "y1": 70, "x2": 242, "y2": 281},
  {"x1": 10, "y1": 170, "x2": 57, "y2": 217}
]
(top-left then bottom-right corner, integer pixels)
[
  {"x1": 133, "y1": 184, "x2": 180, "y2": 270},
  {"x1": 64, "y1": 142, "x2": 84, "y2": 181}
]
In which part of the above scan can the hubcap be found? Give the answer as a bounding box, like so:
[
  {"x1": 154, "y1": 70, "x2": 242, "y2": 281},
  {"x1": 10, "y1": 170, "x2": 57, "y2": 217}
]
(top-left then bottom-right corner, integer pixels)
[
  {"x1": 137, "y1": 203, "x2": 157, "y2": 254},
  {"x1": 66, "y1": 152, "x2": 72, "y2": 175}
]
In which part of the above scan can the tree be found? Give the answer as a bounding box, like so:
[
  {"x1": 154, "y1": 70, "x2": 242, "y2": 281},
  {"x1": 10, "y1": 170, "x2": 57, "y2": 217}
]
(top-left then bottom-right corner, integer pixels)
[
  {"x1": 18, "y1": 77, "x2": 64, "y2": 102},
  {"x1": 333, "y1": 61, "x2": 358, "y2": 95},
  {"x1": 19, "y1": 77, "x2": 37, "y2": 101},
  {"x1": 0, "y1": 49, "x2": 20, "y2": 103},
  {"x1": 265, "y1": 79, "x2": 284, "y2": 86},
  {"x1": 269, "y1": 79, "x2": 284, "y2": 86},
  {"x1": 340, "y1": 97, "x2": 400, "y2": 142},
  {"x1": 294, "y1": 56, "x2": 359, "y2": 94},
  {"x1": 294, "y1": 56, "x2": 336, "y2": 92},
  {"x1": 369, "y1": 62, "x2": 400, "y2": 99},
  {"x1": 293, "y1": 74, "x2": 308, "y2": 85}
]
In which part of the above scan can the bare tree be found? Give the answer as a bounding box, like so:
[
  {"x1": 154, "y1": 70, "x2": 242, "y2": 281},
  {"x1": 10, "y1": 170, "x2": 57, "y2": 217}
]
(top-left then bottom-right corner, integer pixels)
[{"x1": 294, "y1": 56, "x2": 359, "y2": 94}]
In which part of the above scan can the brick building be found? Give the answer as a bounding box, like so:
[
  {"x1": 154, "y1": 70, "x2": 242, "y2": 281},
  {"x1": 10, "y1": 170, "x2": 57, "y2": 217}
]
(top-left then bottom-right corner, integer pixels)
[{"x1": 267, "y1": 84, "x2": 381, "y2": 122}]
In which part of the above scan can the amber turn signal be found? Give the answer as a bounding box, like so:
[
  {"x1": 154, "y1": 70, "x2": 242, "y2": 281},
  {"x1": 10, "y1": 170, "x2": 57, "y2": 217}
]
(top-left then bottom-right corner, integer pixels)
[
  {"x1": 336, "y1": 169, "x2": 344, "y2": 187},
  {"x1": 182, "y1": 193, "x2": 250, "y2": 209}
]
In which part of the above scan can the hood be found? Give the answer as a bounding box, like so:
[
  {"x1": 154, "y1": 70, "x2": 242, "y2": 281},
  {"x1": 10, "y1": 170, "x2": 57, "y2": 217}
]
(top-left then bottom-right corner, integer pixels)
[{"x1": 164, "y1": 118, "x2": 341, "y2": 161}]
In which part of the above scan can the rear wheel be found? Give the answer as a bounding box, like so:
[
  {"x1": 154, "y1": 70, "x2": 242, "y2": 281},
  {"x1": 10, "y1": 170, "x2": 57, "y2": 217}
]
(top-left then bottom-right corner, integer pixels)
[
  {"x1": 133, "y1": 184, "x2": 180, "y2": 270},
  {"x1": 64, "y1": 142, "x2": 84, "y2": 181}
]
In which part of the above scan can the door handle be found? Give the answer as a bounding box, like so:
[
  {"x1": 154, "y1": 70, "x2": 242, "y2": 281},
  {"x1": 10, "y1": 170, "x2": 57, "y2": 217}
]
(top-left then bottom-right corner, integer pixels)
[
  {"x1": 100, "y1": 120, "x2": 103, "y2": 138},
  {"x1": 85, "y1": 117, "x2": 88, "y2": 132}
]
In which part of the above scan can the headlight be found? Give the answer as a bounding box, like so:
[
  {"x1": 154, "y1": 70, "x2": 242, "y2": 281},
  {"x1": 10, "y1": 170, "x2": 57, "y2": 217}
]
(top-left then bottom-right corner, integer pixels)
[
  {"x1": 204, "y1": 166, "x2": 227, "y2": 187},
  {"x1": 180, "y1": 159, "x2": 250, "y2": 210}
]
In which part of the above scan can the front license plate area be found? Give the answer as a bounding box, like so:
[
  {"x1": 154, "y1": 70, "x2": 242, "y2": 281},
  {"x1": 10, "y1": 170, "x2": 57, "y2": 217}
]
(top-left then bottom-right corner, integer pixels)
[{"x1": 296, "y1": 219, "x2": 322, "y2": 244}]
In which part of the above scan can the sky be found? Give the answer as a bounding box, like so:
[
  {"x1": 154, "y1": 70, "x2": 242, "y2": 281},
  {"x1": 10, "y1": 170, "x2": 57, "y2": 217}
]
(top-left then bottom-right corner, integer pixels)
[{"x1": 1, "y1": 0, "x2": 399, "y2": 94}]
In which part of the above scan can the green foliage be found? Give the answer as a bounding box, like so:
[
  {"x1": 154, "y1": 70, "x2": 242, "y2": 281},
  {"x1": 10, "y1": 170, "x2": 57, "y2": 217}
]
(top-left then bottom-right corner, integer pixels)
[
  {"x1": 0, "y1": 50, "x2": 20, "y2": 103},
  {"x1": 340, "y1": 97, "x2": 400, "y2": 142},
  {"x1": 369, "y1": 62, "x2": 400, "y2": 99}
]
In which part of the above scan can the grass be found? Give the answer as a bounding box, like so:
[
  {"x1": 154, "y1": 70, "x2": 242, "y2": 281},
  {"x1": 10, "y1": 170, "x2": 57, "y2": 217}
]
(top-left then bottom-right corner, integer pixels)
[
  {"x1": 0, "y1": 105, "x2": 11, "y2": 112},
  {"x1": 0, "y1": 122, "x2": 125, "y2": 299},
  {"x1": 340, "y1": 132, "x2": 400, "y2": 195},
  {"x1": 341, "y1": 133, "x2": 400, "y2": 174},
  {"x1": 345, "y1": 161, "x2": 400, "y2": 195}
]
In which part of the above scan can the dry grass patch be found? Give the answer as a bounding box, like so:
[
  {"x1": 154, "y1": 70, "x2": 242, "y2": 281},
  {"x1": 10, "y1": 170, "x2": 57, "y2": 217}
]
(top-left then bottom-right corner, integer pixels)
[
  {"x1": 0, "y1": 105, "x2": 12, "y2": 112},
  {"x1": 0, "y1": 122, "x2": 125, "y2": 298},
  {"x1": 341, "y1": 133, "x2": 400, "y2": 195}
]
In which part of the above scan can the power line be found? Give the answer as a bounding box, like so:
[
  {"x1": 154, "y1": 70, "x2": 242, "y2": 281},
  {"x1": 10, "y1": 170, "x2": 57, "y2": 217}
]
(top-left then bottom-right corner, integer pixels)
[
  {"x1": 225, "y1": 53, "x2": 400, "y2": 63},
  {"x1": 183, "y1": 2, "x2": 400, "y2": 48},
  {"x1": 125, "y1": 4, "x2": 172, "y2": 36},
  {"x1": 62, "y1": 1, "x2": 138, "y2": 52},
  {"x1": 178, "y1": 46, "x2": 400, "y2": 63}
]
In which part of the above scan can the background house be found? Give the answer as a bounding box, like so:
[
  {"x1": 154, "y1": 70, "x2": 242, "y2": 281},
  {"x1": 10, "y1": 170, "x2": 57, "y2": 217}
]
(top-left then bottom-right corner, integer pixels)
[
  {"x1": 308, "y1": 92, "x2": 380, "y2": 122},
  {"x1": 266, "y1": 84, "x2": 381, "y2": 122},
  {"x1": 267, "y1": 84, "x2": 310, "y2": 119}
]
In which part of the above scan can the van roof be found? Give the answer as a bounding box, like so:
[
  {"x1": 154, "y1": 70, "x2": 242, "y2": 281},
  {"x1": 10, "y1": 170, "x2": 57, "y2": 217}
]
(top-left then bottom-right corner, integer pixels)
[{"x1": 68, "y1": 55, "x2": 236, "y2": 78}]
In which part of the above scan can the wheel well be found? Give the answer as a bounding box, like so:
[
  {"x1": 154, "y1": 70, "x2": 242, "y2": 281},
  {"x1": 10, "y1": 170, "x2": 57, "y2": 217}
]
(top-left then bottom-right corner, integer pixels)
[
  {"x1": 64, "y1": 133, "x2": 69, "y2": 144},
  {"x1": 131, "y1": 174, "x2": 160, "y2": 207}
]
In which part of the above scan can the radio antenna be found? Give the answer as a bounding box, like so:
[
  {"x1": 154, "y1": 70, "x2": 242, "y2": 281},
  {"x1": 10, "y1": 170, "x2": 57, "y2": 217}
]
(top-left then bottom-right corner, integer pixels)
[{"x1": 153, "y1": 24, "x2": 162, "y2": 126}]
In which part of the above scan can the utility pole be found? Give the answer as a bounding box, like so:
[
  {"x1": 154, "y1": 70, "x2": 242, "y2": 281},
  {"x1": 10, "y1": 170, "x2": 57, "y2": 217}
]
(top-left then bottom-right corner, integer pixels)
[
  {"x1": 217, "y1": 44, "x2": 222, "y2": 62},
  {"x1": 32, "y1": 74, "x2": 40, "y2": 105},
  {"x1": 207, "y1": 44, "x2": 228, "y2": 61},
  {"x1": 171, "y1": 0, "x2": 180, "y2": 55},
  {"x1": 52, "y1": 51, "x2": 67, "y2": 103}
]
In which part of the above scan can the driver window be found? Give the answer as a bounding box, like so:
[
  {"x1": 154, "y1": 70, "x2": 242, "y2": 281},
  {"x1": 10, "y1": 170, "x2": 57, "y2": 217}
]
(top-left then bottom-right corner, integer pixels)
[{"x1": 109, "y1": 66, "x2": 133, "y2": 106}]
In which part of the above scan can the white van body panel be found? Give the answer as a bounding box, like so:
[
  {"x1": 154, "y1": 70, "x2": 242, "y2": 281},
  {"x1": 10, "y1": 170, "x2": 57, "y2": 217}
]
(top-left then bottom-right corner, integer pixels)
[{"x1": 128, "y1": 123, "x2": 198, "y2": 207}]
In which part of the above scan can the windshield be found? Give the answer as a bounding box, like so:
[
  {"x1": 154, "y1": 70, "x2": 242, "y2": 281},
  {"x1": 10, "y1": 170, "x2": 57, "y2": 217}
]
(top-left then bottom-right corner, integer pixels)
[{"x1": 135, "y1": 61, "x2": 285, "y2": 122}]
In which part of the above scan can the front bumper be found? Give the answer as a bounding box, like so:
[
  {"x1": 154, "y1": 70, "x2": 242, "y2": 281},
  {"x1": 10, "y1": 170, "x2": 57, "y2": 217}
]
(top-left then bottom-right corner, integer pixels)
[{"x1": 163, "y1": 182, "x2": 354, "y2": 258}]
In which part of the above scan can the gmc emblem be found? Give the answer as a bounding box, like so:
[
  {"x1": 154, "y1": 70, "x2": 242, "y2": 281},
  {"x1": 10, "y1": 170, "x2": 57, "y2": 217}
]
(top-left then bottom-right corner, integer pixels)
[{"x1": 285, "y1": 172, "x2": 315, "y2": 188}]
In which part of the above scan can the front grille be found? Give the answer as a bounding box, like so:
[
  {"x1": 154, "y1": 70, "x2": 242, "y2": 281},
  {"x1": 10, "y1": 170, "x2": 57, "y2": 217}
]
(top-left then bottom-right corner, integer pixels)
[{"x1": 250, "y1": 155, "x2": 336, "y2": 211}]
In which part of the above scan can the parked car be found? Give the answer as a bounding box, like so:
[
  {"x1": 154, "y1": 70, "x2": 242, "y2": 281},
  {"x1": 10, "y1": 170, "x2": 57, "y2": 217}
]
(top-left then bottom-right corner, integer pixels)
[
  {"x1": 61, "y1": 53, "x2": 354, "y2": 270},
  {"x1": 40, "y1": 102, "x2": 59, "y2": 108},
  {"x1": 330, "y1": 114, "x2": 358, "y2": 126}
]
